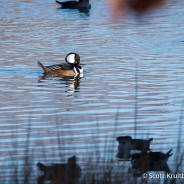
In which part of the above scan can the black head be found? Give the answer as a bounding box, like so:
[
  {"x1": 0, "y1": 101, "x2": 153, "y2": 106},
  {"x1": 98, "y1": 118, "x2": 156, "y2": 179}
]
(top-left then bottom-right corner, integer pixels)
[{"x1": 68, "y1": 156, "x2": 77, "y2": 164}]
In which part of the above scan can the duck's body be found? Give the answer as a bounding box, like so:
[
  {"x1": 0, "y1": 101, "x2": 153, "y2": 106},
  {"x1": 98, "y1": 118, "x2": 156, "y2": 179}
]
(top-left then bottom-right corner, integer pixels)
[
  {"x1": 38, "y1": 53, "x2": 83, "y2": 77},
  {"x1": 55, "y1": 0, "x2": 91, "y2": 10},
  {"x1": 37, "y1": 156, "x2": 82, "y2": 183},
  {"x1": 38, "y1": 62, "x2": 78, "y2": 77}
]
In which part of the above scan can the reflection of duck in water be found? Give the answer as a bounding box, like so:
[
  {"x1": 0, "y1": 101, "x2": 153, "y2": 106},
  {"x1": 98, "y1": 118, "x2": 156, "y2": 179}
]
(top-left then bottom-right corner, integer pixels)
[
  {"x1": 116, "y1": 136, "x2": 153, "y2": 160},
  {"x1": 38, "y1": 74, "x2": 81, "y2": 93},
  {"x1": 129, "y1": 149, "x2": 173, "y2": 176},
  {"x1": 37, "y1": 156, "x2": 82, "y2": 184},
  {"x1": 55, "y1": 0, "x2": 91, "y2": 12},
  {"x1": 66, "y1": 77, "x2": 81, "y2": 93},
  {"x1": 38, "y1": 53, "x2": 83, "y2": 78}
]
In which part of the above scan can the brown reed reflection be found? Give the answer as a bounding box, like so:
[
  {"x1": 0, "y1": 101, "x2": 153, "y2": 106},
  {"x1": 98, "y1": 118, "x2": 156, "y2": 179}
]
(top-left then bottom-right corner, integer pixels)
[
  {"x1": 37, "y1": 156, "x2": 82, "y2": 184},
  {"x1": 110, "y1": 0, "x2": 165, "y2": 16}
]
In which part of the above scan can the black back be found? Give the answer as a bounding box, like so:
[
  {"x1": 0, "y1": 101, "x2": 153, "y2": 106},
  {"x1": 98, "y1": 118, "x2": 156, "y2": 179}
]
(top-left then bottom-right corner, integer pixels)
[{"x1": 46, "y1": 63, "x2": 73, "y2": 70}]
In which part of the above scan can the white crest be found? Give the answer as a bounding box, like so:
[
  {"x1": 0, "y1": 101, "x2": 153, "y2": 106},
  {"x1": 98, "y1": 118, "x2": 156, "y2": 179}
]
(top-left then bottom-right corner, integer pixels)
[{"x1": 66, "y1": 54, "x2": 75, "y2": 64}]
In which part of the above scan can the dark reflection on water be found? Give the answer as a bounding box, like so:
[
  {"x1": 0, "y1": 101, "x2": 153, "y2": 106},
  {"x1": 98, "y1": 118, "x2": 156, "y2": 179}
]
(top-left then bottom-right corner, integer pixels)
[
  {"x1": 38, "y1": 74, "x2": 81, "y2": 93},
  {"x1": 0, "y1": 0, "x2": 184, "y2": 183},
  {"x1": 56, "y1": 4, "x2": 91, "y2": 15}
]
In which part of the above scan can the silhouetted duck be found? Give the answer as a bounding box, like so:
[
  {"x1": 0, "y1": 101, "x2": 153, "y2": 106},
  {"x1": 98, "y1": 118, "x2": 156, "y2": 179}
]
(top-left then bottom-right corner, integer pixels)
[
  {"x1": 129, "y1": 149, "x2": 173, "y2": 176},
  {"x1": 37, "y1": 156, "x2": 81, "y2": 184},
  {"x1": 116, "y1": 136, "x2": 153, "y2": 152},
  {"x1": 56, "y1": 0, "x2": 91, "y2": 11},
  {"x1": 116, "y1": 136, "x2": 153, "y2": 160},
  {"x1": 38, "y1": 53, "x2": 83, "y2": 77},
  {"x1": 131, "y1": 149, "x2": 173, "y2": 163}
]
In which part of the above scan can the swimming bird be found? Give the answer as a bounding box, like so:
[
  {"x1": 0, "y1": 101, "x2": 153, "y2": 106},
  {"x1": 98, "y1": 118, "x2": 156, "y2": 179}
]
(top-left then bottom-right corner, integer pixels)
[
  {"x1": 130, "y1": 149, "x2": 173, "y2": 175},
  {"x1": 37, "y1": 156, "x2": 82, "y2": 183},
  {"x1": 131, "y1": 149, "x2": 173, "y2": 162},
  {"x1": 55, "y1": 0, "x2": 91, "y2": 11},
  {"x1": 38, "y1": 52, "x2": 83, "y2": 77},
  {"x1": 116, "y1": 136, "x2": 153, "y2": 152}
]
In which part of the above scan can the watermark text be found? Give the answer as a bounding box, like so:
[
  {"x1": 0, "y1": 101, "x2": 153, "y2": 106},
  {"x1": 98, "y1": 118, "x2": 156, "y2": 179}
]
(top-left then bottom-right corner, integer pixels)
[{"x1": 142, "y1": 173, "x2": 184, "y2": 179}]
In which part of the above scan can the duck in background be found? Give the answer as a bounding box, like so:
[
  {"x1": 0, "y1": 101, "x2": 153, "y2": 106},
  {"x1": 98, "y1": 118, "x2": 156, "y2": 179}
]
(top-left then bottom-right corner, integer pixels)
[{"x1": 55, "y1": 0, "x2": 91, "y2": 13}]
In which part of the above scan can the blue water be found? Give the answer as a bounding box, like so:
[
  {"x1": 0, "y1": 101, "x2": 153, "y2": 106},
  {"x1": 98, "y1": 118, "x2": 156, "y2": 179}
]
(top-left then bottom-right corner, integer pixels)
[{"x1": 0, "y1": 0, "x2": 184, "y2": 183}]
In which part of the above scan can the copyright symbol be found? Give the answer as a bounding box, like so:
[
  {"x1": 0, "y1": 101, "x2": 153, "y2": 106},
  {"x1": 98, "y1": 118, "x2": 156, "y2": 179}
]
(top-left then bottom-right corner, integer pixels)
[{"x1": 142, "y1": 173, "x2": 147, "y2": 178}]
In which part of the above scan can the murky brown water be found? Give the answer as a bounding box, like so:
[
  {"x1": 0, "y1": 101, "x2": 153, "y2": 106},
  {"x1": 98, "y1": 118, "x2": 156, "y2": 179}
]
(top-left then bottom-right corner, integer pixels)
[{"x1": 0, "y1": 0, "x2": 184, "y2": 183}]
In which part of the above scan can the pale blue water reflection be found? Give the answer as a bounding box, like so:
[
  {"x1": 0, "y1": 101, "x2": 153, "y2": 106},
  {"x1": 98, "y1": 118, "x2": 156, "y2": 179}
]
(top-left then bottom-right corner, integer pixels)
[{"x1": 0, "y1": 0, "x2": 184, "y2": 183}]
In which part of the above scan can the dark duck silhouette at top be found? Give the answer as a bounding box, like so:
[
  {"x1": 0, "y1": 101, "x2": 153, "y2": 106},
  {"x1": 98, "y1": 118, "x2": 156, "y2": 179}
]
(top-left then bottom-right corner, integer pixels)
[
  {"x1": 116, "y1": 136, "x2": 153, "y2": 160},
  {"x1": 55, "y1": 0, "x2": 91, "y2": 12}
]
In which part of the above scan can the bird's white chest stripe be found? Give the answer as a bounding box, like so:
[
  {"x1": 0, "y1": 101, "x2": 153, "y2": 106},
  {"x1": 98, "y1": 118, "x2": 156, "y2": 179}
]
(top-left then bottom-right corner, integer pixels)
[
  {"x1": 73, "y1": 66, "x2": 83, "y2": 77},
  {"x1": 73, "y1": 67, "x2": 79, "y2": 74}
]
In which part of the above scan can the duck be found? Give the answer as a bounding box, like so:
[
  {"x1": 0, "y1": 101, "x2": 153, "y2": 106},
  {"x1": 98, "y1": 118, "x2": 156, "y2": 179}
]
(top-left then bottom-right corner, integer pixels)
[
  {"x1": 116, "y1": 136, "x2": 153, "y2": 152},
  {"x1": 131, "y1": 149, "x2": 173, "y2": 163},
  {"x1": 38, "y1": 52, "x2": 83, "y2": 77},
  {"x1": 130, "y1": 149, "x2": 173, "y2": 175},
  {"x1": 55, "y1": 0, "x2": 91, "y2": 11},
  {"x1": 37, "y1": 156, "x2": 82, "y2": 183}
]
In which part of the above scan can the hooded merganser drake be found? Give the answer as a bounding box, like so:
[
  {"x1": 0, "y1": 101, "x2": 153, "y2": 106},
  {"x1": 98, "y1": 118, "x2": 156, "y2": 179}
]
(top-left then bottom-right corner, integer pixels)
[
  {"x1": 55, "y1": 0, "x2": 91, "y2": 10},
  {"x1": 38, "y1": 53, "x2": 83, "y2": 77}
]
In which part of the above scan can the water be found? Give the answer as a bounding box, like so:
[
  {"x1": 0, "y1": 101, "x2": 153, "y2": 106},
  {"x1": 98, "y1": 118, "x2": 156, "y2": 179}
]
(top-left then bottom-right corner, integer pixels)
[{"x1": 0, "y1": 0, "x2": 184, "y2": 183}]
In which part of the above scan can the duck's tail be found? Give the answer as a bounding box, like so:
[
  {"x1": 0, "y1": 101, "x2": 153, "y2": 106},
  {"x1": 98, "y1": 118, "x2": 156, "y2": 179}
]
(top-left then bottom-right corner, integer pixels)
[
  {"x1": 166, "y1": 149, "x2": 173, "y2": 158},
  {"x1": 55, "y1": 0, "x2": 62, "y2": 5},
  {"x1": 37, "y1": 61, "x2": 47, "y2": 73}
]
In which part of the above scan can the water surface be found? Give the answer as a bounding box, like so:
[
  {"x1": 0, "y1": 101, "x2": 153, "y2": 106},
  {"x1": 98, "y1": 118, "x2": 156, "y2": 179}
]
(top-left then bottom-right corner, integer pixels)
[{"x1": 0, "y1": 0, "x2": 184, "y2": 183}]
